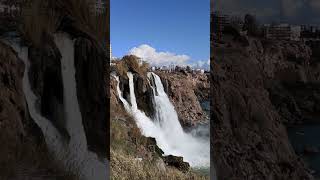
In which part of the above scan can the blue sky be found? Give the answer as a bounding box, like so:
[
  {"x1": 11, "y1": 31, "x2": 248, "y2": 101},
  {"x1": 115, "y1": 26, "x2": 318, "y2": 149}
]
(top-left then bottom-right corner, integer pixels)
[{"x1": 111, "y1": 0, "x2": 210, "y2": 67}]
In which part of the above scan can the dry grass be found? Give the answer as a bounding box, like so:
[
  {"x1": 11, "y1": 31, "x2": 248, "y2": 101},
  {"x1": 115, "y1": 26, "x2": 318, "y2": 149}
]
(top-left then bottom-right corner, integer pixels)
[{"x1": 111, "y1": 149, "x2": 208, "y2": 180}]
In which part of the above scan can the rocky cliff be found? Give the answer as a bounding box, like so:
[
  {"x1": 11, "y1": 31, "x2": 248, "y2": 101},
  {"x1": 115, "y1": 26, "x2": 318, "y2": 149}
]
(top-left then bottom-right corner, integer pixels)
[
  {"x1": 0, "y1": 1, "x2": 109, "y2": 178},
  {"x1": 0, "y1": 40, "x2": 43, "y2": 157},
  {"x1": 212, "y1": 34, "x2": 317, "y2": 179},
  {"x1": 112, "y1": 68, "x2": 209, "y2": 128},
  {"x1": 0, "y1": 40, "x2": 73, "y2": 179}
]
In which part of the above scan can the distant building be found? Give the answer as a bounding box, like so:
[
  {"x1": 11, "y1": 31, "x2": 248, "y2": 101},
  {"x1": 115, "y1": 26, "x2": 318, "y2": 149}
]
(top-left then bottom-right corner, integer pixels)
[
  {"x1": 212, "y1": 11, "x2": 231, "y2": 39},
  {"x1": 264, "y1": 24, "x2": 301, "y2": 41},
  {"x1": 291, "y1": 25, "x2": 301, "y2": 41},
  {"x1": 264, "y1": 24, "x2": 291, "y2": 40},
  {"x1": 193, "y1": 69, "x2": 205, "y2": 74},
  {"x1": 109, "y1": 43, "x2": 112, "y2": 59},
  {"x1": 301, "y1": 25, "x2": 320, "y2": 40},
  {"x1": 0, "y1": 1, "x2": 21, "y2": 17},
  {"x1": 90, "y1": 0, "x2": 105, "y2": 14}
]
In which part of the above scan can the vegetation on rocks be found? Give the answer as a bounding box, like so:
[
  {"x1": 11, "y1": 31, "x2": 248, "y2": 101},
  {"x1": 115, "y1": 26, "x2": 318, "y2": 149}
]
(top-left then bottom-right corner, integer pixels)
[{"x1": 113, "y1": 55, "x2": 149, "y2": 77}]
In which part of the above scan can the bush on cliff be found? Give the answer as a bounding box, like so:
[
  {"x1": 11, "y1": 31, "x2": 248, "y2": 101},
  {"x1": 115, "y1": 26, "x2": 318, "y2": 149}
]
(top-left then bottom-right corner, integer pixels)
[{"x1": 114, "y1": 55, "x2": 149, "y2": 77}]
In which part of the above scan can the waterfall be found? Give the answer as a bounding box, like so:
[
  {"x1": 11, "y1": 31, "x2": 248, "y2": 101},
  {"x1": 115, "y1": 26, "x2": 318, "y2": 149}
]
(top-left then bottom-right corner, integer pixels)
[
  {"x1": 10, "y1": 42, "x2": 66, "y2": 163},
  {"x1": 54, "y1": 34, "x2": 87, "y2": 151},
  {"x1": 114, "y1": 74, "x2": 170, "y2": 151},
  {"x1": 8, "y1": 34, "x2": 108, "y2": 180},
  {"x1": 114, "y1": 72, "x2": 210, "y2": 168},
  {"x1": 128, "y1": 72, "x2": 138, "y2": 111}
]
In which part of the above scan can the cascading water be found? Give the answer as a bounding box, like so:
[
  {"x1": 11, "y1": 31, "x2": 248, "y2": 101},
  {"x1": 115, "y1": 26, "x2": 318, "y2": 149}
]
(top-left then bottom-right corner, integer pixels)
[
  {"x1": 114, "y1": 72, "x2": 210, "y2": 168},
  {"x1": 8, "y1": 34, "x2": 108, "y2": 180},
  {"x1": 149, "y1": 72, "x2": 210, "y2": 167}
]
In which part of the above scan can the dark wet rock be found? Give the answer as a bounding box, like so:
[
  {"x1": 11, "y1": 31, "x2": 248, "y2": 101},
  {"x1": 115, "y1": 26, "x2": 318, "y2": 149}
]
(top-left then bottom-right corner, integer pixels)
[
  {"x1": 74, "y1": 37, "x2": 108, "y2": 155},
  {"x1": 133, "y1": 74, "x2": 154, "y2": 117},
  {"x1": 27, "y1": 33, "x2": 68, "y2": 139},
  {"x1": 117, "y1": 72, "x2": 154, "y2": 118},
  {"x1": 163, "y1": 155, "x2": 190, "y2": 173}
]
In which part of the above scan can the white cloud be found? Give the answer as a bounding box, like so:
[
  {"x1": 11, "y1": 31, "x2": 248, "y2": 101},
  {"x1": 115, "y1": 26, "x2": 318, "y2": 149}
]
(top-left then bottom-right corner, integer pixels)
[
  {"x1": 188, "y1": 59, "x2": 210, "y2": 70},
  {"x1": 128, "y1": 44, "x2": 190, "y2": 66}
]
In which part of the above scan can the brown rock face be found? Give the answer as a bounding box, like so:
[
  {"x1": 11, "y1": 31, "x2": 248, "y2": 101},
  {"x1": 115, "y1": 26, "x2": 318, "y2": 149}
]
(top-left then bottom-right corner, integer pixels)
[
  {"x1": 156, "y1": 71, "x2": 209, "y2": 127},
  {"x1": 0, "y1": 41, "x2": 44, "y2": 169},
  {"x1": 133, "y1": 74, "x2": 155, "y2": 117},
  {"x1": 212, "y1": 36, "x2": 313, "y2": 180}
]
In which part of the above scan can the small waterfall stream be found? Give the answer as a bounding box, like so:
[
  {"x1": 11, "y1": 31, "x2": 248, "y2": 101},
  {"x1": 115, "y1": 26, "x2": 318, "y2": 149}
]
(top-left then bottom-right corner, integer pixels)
[
  {"x1": 115, "y1": 72, "x2": 210, "y2": 168},
  {"x1": 8, "y1": 34, "x2": 108, "y2": 180}
]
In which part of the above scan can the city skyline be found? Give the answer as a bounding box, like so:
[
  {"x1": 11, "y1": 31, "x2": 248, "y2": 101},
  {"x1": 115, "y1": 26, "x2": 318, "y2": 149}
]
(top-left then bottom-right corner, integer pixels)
[{"x1": 212, "y1": 0, "x2": 320, "y2": 25}]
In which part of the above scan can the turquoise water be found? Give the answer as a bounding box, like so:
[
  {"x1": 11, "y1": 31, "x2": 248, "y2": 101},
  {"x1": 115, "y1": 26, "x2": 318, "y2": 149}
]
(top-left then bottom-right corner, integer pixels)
[
  {"x1": 287, "y1": 124, "x2": 320, "y2": 177},
  {"x1": 201, "y1": 101, "x2": 210, "y2": 116}
]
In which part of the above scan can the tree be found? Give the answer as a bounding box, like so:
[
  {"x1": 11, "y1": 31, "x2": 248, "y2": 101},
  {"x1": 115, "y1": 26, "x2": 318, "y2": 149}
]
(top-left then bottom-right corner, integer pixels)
[{"x1": 186, "y1": 66, "x2": 191, "y2": 72}]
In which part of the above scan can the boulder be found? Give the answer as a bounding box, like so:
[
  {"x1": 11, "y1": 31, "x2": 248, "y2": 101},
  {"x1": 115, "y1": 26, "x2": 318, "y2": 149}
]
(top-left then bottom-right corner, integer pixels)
[{"x1": 163, "y1": 155, "x2": 190, "y2": 173}]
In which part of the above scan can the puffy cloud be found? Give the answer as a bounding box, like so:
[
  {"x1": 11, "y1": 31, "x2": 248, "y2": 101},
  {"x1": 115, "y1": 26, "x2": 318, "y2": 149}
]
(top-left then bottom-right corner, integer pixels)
[{"x1": 128, "y1": 44, "x2": 190, "y2": 66}]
